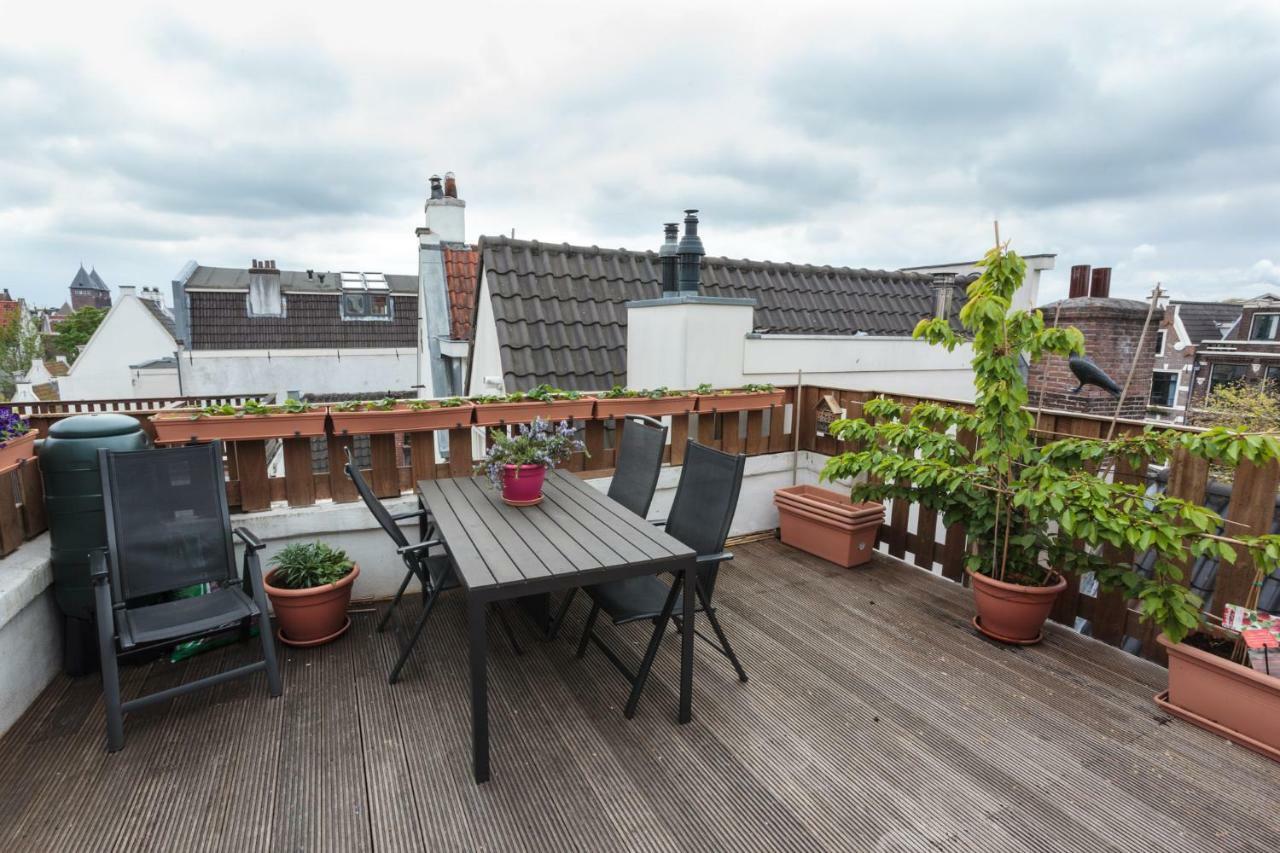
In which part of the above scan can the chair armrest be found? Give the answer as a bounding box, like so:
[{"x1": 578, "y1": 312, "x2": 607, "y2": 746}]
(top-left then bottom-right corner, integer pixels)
[
  {"x1": 391, "y1": 508, "x2": 428, "y2": 521},
  {"x1": 89, "y1": 548, "x2": 110, "y2": 583},
  {"x1": 234, "y1": 527, "x2": 266, "y2": 552},
  {"x1": 696, "y1": 550, "x2": 733, "y2": 565},
  {"x1": 398, "y1": 539, "x2": 443, "y2": 555},
  {"x1": 649, "y1": 518, "x2": 668, "y2": 527}
]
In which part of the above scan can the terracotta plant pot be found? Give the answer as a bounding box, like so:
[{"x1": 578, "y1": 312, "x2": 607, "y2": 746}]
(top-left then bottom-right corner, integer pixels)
[
  {"x1": 695, "y1": 389, "x2": 786, "y2": 413},
  {"x1": 968, "y1": 568, "x2": 1066, "y2": 645},
  {"x1": 1156, "y1": 633, "x2": 1280, "y2": 762},
  {"x1": 775, "y1": 485, "x2": 883, "y2": 568},
  {"x1": 594, "y1": 395, "x2": 695, "y2": 419},
  {"x1": 501, "y1": 464, "x2": 546, "y2": 506},
  {"x1": 0, "y1": 430, "x2": 37, "y2": 475},
  {"x1": 330, "y1": 402, "x2": 475, "y2": 436},
  {"x1": 473, "y1": 398, "x2": 597, "y2": 427},
  {"x1": 264, "y1": 562, "x2": 359, "y2": 647},
  {"x1": 152, "y1": 410, "x2": 328, "y2": 444}
]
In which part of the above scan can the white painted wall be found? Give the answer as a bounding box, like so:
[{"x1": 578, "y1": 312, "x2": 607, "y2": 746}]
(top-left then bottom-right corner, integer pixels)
[
  {"x1": 902, "y1": 254, "x2": 1055, "y2": 315},
  {"x1": 466, "y1": 278, "x2": 506, "y2": 395},
  {"x1": 627, "y1": 299, "x2": 977, "y2": 401},
  {"x1": 58, "y1": 293, "x2": 178, "y2": 399},
  {"x1": 131, "y1": 365, "x2": 180, "y2": 397},
  {"x1": 177, "y1": 348, "x2": 417, "y2": 402}
]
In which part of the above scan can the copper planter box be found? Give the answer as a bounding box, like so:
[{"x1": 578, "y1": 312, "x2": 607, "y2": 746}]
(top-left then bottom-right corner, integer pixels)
[
  {"x1": 1156, "y1": 633, "x2": 1280, "y2": 762},
  {"x1": 152, "y1": 410, "x2": 328, "y2": 444},
  {"x1": 695, "y1": 390, "x2": 786, "y2": 413},
  {"x1": 594, "y1": 395, "x2": 695, "y2": 419},
  {"x1": 330, "y1": 403, "x2": 475, "y2": 436},
  {"x1": 472, "y1": 398, "x2": 597, "y2": 427},
  {"x1": 0, "y1": 431, "x2": 37, "y2": 475},
  {"x1": 774, "y1": 485, "x2": 883, "y2": 568}
]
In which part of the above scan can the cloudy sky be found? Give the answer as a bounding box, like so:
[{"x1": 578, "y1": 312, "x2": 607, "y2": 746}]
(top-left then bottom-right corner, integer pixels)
[{"x1": 2, "y1": 0, "x2": 1277, "y2": 308}]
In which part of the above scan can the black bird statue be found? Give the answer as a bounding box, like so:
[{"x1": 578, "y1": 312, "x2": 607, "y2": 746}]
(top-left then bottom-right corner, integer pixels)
[{"x1": 1068, "y1": 355, "x2": 1122, "y2": 397}]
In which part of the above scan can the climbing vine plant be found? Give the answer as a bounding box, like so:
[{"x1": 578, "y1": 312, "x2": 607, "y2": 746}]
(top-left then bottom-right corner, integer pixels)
[{"x1": 821, "y1": 243, "x2": 1280, "y2": 644}]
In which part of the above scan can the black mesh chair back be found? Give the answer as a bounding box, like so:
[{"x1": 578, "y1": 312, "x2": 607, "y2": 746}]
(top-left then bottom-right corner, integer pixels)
[
  {"x1": 607, "y1": 414, "x2": 667, "y2": 517},
  {"x1": 345, "y1": 447, "x2": 409, "y2": 549},
  {"x1": 664, "y1": 440, "x2": 745, "y2": 598},
  {"x1": 100, "y1": 442, "x2": 237, "y2": 602}
]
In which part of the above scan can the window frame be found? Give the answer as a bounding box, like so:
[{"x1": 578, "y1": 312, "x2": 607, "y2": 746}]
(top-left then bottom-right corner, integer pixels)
[
  {"x1": 1207, "y1": 362, "x2": 1249, "y2": 394},
  {"x1": 1153, "y1": 329, "x2": 1166, "y2": 357},
  {"x1": 1149, "y1": 369, "x2": 1179, "y2": 408},
  {"x1": 339, "y1": 290, "x2": 393, "y2": 321},
  {"x1": 1249, "y1": 312, "x2": 1280, "y2": 341}
]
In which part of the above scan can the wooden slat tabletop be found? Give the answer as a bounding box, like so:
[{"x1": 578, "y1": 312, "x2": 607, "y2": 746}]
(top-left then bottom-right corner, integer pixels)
[{"x1": 418, "y1": 470, "x2": 693, "y2": 598}]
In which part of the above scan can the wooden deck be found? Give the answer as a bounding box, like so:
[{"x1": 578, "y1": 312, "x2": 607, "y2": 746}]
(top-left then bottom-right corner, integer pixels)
[{"x1": 1, "y1": 540, "x2": 1276, "y2": 852}]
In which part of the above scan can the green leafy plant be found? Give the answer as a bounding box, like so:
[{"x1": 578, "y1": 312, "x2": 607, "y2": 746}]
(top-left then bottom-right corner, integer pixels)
[
  {"x1": 469, "y1": 394, "x2": 503, "y2": 404},
  {"x1": 476, "y1": 418, "x2": 586, "y2": 488},
  {"x1": 269, "y1": 542, "x2": 354, "y2": 590},
  {"x1": 601, "y1": 385, "x2": 640, "y2": 399},
  {"x1": 333, "y1": 400, "x2": 363, "y2": 412},
  {"x1": 197, "y1": 398, "x2": 312, "y2": 418},
  {"x1": 279, "y1": 398, "x2": 313, "y2": 413},
  {"x1": 742, "y1": 383, "x2": 777, "y2": 393},
  {"x1": 366, "y1": 397, "x2": 397, "y2": 411},
  {"x1": 695, "y1": 383, "x2": 714, "y2": 395},
  {"x1": 50, "y1": 306, "x2": 106, "y2": 362},
  {"x1": 821, "y1": 243, "x2": 1280, "y2": 644}
]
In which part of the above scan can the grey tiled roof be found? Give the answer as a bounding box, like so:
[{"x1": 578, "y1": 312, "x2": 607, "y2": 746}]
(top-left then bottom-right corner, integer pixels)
[
  {"x1": 140, "y1": 298, "x2": 177, "y2": 339},
  {"x1": 69, "y1": 265, "x2": 104, "y2": 291},
  {"x1": 184, "y1": 265, "x2": 417, "y2": 294},
  {"x1": 477, "y1": 235, "x2": 960, "y2": 391},
  {"x1": 187, "y1": 291, "x2": 418, "y2": 350},
  {"x1": 1175, "y1": 301, "x2": 1242, "y2": 345}
]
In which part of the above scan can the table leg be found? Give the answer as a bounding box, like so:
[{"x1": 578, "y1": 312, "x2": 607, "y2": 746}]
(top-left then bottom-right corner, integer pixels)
[
  {"x1": 468, "y1": 595, "x2": 490, "y2": 783},
  {"x1": 679, "y1": 559, "x2": 695, "y2": 724}
]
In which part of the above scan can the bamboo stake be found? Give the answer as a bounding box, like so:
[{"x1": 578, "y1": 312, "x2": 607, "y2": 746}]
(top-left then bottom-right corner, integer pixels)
[{"x1": 1105, "y1": 283, "x2": 1162, "y2": 442}]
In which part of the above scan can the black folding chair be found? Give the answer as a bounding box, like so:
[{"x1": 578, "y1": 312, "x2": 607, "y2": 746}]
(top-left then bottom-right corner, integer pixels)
[
  {"x1": 93, "y1": 442, "x2": 281, "y2": 752},
  {"x1": 344, "y1": 449, "x2": 522, "y2": 684},
  {"x1": 576, "y1": 440, "x2": 747, "y2": 718},
  {"x1": 545, "y1": 414, "x2": 667, "y2": 640}
]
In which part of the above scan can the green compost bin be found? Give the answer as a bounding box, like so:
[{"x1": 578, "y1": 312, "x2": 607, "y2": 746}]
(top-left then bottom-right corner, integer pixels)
[{"x1": 37, "y1": 413, "x2": 150, "y2": 674}]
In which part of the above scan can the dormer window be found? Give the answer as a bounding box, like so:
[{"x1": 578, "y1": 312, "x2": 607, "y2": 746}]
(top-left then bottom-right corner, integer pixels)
[
  {"x1": 1250, "y1": 312, "x2": 1280, "y2": 341},
  {"x1": 340, "y1": 272, "x2": 392, "y2": 320}
]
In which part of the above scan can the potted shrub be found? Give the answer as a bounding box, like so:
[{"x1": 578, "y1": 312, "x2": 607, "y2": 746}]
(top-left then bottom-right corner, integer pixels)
[
  {"x1": 329, "y1": 396, "x2": 475, "y2": 435},
  {"x1": 822, "y1": 244, "x2": 1280, "y2": 647},
  {"x1": 0, "y1": 407, "x2": 36, "y2": 475},
  {"x1": 152, "y1": 398, "x2": 326, "y2": 444},
  {"x1": 263, "y1": 541, "x2": 359, "y2": 647},
  {"x1": 472, "y1": 384, "x2": 596, "y2": 427},
  {"x1": 694, "y1": 382, "x2": 785, "y2": 413},
  {"x1": 476, "y1": 417, "x2": 585, "y2": 506},
  {"x1": 594, "y1": 385, "x2": 695, "y2": 419}
]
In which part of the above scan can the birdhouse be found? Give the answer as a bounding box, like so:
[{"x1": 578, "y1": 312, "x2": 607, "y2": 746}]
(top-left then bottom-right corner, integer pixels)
[{"x1": 815, "y1": 394, "x2": 846, "y2": 437}]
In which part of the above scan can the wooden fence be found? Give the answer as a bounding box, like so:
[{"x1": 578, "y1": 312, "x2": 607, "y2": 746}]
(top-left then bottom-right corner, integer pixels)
[
  {"x1": 796, "y1": 386, "x2": 1279, "y2": 660},
  {"x1": 9, "y1": 394, "x2": 268, "y2": 424}
]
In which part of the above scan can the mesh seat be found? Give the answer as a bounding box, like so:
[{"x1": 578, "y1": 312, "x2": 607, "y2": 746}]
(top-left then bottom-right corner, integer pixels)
[
  {"x1": 577, "y1": 440, "x2": 748, "y2": 718},
  {"x1": 121, "y1": 587, "x2": 258, "y2": 648},
  {"x1": 94, "y1": 441, "x2": 282, "y2": 752},
  {"x1": 545, "y1": 414, "x2": 668, "y2": 640}
]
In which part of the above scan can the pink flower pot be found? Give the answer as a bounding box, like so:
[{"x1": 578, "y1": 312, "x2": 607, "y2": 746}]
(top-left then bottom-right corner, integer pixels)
[{"x1": 501, "y1": 464, "x2": 546, "y2": 506}]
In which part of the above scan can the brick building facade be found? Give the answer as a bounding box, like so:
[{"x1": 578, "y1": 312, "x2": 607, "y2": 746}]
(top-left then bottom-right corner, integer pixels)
[
  {"x1": 1026, "y1": 266, "x2": 1155, "y2": 419},
  {"x1": 1187, "y1": 293, "x2": 1280, "y2": 411}
]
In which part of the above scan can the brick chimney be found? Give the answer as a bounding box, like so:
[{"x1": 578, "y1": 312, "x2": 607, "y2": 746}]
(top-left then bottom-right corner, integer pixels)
[
  {"x1": 1090, "y1": 267, "x2": 1111, "y2": 298},
  {"x1": 1069, "y1": 265, "x2": 1091, "y2": 299}
]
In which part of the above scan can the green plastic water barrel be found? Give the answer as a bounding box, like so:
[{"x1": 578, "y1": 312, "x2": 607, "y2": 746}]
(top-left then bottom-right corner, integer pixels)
[{"x1": 38, "y1": 414, "x2": 150, "y2": 624}]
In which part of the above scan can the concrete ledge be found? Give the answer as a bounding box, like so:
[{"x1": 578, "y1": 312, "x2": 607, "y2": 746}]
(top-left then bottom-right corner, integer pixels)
[
  {"x1": 626, "y1": 295, "x2": 758, "y2": 309},
  {"x1": 0, "y1": 535, "x2": 52, "y2": 633}
]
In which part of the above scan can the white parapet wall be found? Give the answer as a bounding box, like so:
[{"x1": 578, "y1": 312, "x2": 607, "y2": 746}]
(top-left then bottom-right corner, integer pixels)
[
  {"x1": 177, "y1": 348, "x2": 418, "y2": 404},
  {"x1": 0, "y1": 538, "x2": 60, "y2": 737},
  {"x1": 626, "y1": 295, "x2": 976, "y2": 401}
]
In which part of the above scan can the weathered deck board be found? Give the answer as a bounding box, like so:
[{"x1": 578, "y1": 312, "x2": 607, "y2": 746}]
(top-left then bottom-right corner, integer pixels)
[{"x1": 0, "y1": 541, "x2": 1277, "y2": 852}]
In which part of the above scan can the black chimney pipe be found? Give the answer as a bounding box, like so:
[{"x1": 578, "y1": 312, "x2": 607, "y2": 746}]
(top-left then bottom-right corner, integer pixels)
[
  {"x1": 659, "y1": 222, "x2": 679, "y2": 293},
  {"x1": 429, "y1": 175, "x2": 444, "y2": 200},
  {"x1": 676, "y1": 209, "x2": 704, "y2": 293}
]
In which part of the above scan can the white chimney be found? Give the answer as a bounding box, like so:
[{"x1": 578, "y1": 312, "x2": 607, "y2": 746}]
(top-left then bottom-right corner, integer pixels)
[
  {"x1": 119, "y1": 285, "x2": 137, "y2": 298},
  {"x1": 247, "y1": 259, "x2": 283, "y2": 317},
  {"x1": 421, "y1": 172, "x2": 466, "y2": 245}
]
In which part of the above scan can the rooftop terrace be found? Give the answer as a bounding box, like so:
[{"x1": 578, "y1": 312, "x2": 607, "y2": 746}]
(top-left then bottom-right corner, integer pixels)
[{"x1": 2, "y1": 540, "x2": 1274, "y2": 852}]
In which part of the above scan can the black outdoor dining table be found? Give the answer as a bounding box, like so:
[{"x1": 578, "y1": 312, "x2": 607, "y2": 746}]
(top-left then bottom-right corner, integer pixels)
[{"x1": 416, "y1": 469, "x2": 698, "y2": 783}]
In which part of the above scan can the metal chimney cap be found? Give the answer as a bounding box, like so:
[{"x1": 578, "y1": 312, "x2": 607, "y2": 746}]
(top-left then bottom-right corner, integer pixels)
[
  {"x1": 428, "y1": 175, "x2": 444, "y2": 200},
  {"x1": 659, "y1": 223, "x2": 680, "y2": 257}
]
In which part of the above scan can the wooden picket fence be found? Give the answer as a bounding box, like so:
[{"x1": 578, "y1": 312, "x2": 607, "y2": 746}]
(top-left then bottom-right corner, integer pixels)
[{"x1": 796, "y1": 386, "x2": 1280, "y2": 660}]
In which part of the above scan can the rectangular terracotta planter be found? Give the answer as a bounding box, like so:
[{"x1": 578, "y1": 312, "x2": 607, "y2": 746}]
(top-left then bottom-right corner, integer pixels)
[
  {"x1": 695, "y1": 389, "x2": 786, "y2": 413},
  {"x1": 774, "y1": 485, "x2": 884, "y2": 568},
  {"x1": 594, "y1": 395, "x2": 695, "y2": 419},
  {"x1": 1156, "y1": 633, "x2": 1280, "y2": 762},
  {"x1": 330, "y1": 402, "x2": 475, "y2": 436},
  {"x1": 152, "y1": 410, "x2": 328, "y2": 444},
  {"x1": 472, "y1": 398, "x2": 596, "y2": 427},
  {"x1": 0, "y1": 430, "x2": 37, "y2": 475}
]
